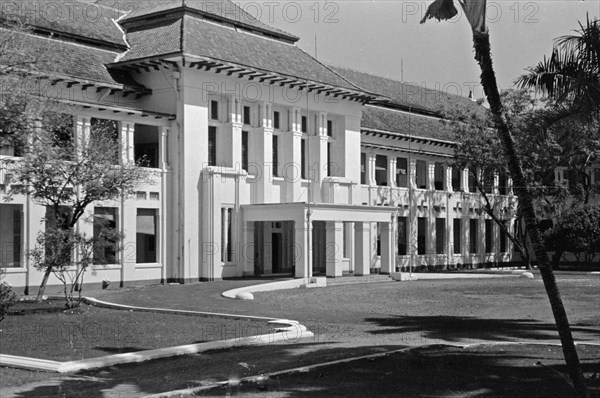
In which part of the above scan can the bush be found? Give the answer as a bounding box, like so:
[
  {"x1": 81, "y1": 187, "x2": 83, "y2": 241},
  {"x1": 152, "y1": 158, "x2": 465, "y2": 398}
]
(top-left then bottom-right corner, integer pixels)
[
  {"x1": 546, "y1": 204, "x2": 600, "y2": 265},
  {"x1": 0, "y1": 280, "x2": 19, "y2": 322}
]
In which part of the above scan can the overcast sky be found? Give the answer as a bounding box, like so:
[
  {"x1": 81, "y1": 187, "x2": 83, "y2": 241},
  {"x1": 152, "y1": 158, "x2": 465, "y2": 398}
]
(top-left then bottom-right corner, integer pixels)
[{"x1": 238, "y1": 0, "x2": 600, "y2": 99}]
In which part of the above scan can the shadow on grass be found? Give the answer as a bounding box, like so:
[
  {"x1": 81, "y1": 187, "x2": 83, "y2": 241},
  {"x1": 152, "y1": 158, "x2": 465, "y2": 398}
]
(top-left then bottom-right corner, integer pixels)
[
  {"x1": 5, "y1": 343, "x2": 405, "y2": 397},
  {"x1": 196, "y1": 345, "x2": 600, "y2": 398},
  {"x1": 365, "y1": 315, "x2": 600, "y2": 343}
]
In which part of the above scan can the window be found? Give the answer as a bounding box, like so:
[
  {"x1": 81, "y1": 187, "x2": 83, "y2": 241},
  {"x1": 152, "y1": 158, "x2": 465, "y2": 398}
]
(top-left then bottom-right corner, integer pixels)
[
  {"x1": 274, "y1": 111, "x2": 280, "y2": 130},
  {"x1": 136, "y1": 209, "x2": 157, "y2": 263},
  {"x1": 327, "y1": 143, "x2": 333, "y2": 177},
  {"x1": 0, "y1": 204, "x2": 22, "y2": 268},
  {"x1": 210, "y1": 100, "x2": 219, "y2": 121},
  {"x1": 468, "y1": 167, "x2": 478, "y2": 193},
  {"x1": 44, "y1": 113, "x2": 73, "y2": 159},
  {"x1": 452, "y1": 166, "x2": 462, "y2": 191},
  {"x1": 91, "y1": 118, "x2": 119, "y2": 163},
  {"x1": 327, "y1": 120, "x2": 333, "y2": 137},
  {"x1": 469, "y1": 219, "x2": 478, "y2": 254},
  {"x1": 243, "y1": 106, "x2": 251, "y2": 125},
  {"x1": 398, "y1": 217, "x2": 408, "y2": 255},
  {"x1": 134, "y1": 124, "x2": 159, "y2": 168},
  {"x1": 376, "y1": 224, "x2": 381, "y2": 256},
  {"x1": 396, "y1": 158, "x2": 408, "y2": 188},
  {"x1": 361, "y1": 153, "x2": 367, "y2": 184},
  {"x1": 436, "y1": 218, "x2": 446, "y2": 254},
  {"x1": 93, "y1": 207, "x2": 118, "y2": 265},
  {"x1": 416, "y1": 160, "x2": 427, "y2": 189},
  {"x1": 498, "y1": 172, "x2": 508, "y2": 195},
  {"x1": 273, "y1": 135, "x2": 279, "y2": 177},
  {"x1": 453, "y1": 218, "x2": 461, "y2": 254},
  {"x1": 301, "y1": 115, "x2": 307, "y2": 133},
  {"x1": 434, "y1": 163, "x2": 445, "y2": 190},
  {"x1": 301, "y1": 139, "x2": 307, "y2": 179},
  {"x1": 500, "y1": 220, "x2": 508, "y2": 253},
  {"x1": 45, "y1": 206, "x2": 73, "y2": 264},
  {"x1": 483, "y1": 169, "x2": 494, "y2": 194},
  {"x1": 375, "y1": 155, "x2": 388, "y2": 186},
  {"x1": 242, "y1": 131, "x2": 249, "y2": 171},
  {"x1": 595, "y1": 169, "x2": 600, "y2": 185},
  {"x1": 417, "y1": 218, "x2": 427, "y2": 255},
  {"x1": 221, "y1": 208, "x2": 233, "y2": 263},
  {"x1": 208, "y1": 126, "x2": 217, "y2": 166},
  {"x1": 485, "y1": 219, "x2": 493, "y2": 253}
]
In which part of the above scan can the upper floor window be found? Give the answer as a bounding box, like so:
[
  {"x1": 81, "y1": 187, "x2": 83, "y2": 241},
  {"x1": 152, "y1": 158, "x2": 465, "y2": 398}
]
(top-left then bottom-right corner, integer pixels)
[
  {"x1": 91, "y1": 118, "x2": 119, "y2": 164},
  {"x1": 361, "y1": 153, "x2": 366, "y2": 185},
  {"x1": 468, "y1": 167, "x2": 478, "y2": 193},
  {"x1": 134, "y1": 124, "x2": 159, "y2": 168},
  {"x1": 416, "y1": 160, "x2": 427, "y2": 189},
  {"x1": 272, "y1": 135, "x2": 279, "y2": 177},
  {"x1": 452, "y1": 166, "x2": 462, "y2": 191},
  {"x1": 327, "y1": 120, "x2": 333, "y2": 137},
  {"x1": 396, "y1": 158, "x2": 408, "y2": 188},
  {"x1": 242, "y1": 131, "x2": 249, "y2": 172},
  {"x1": 301, "y1": 116, "x2": 307, "y2": 133},
  {"x1": 498, "y1": 172, "x2": 508, "y2": 195},
  {"x1": 210, "y1": 100, "x2": 219, "y2": 121},
  {"x1": 434, "y1": 162, "x2": 445, "y2": 191},
  {"x1": 274, "y1": 111, "x2": 281, "y2": 130},
  {"x1": 208, "y1": 126, "x2": 217, "y2": 166},
  {"x1": 243, "y1": 106, "x2": 251, "y2": 125},
  {"x1": 375, "y1": 155, "x2": 388, "y2": 186},
  {"x1": 483, "y1": 169, "x2": 494, "y2": 194}
]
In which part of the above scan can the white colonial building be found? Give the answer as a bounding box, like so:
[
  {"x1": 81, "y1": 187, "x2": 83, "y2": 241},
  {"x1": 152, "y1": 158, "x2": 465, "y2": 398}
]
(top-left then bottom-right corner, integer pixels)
[{"x1": 0, "y1": 0, "x2": 517, "y2": 293}]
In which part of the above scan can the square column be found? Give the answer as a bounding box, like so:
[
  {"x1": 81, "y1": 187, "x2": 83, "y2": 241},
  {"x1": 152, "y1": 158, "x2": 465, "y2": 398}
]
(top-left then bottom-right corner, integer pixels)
[
  {"x1": 354, "y1": 222, "x2": 371, "y2": 276},
  {"x1": 220, "y1": 122, "x2": 243, "y2": 169},
  {"x1": 380, "y1": 222, "x2": 395, "y2": 274},
  {"x1": 344, "y1": 222, "x2": 355, "y2": 272},
  {"x1": 367, "y1": 153, "x2": 377, "y2": 186},
  {"x1": 325, "y1": 221, "x2": 343, "y2": 278},
  {"x1": 284, "y1": 131, "x2": 303, "y2": 202},
  {"x1": 119, "y1": 121, "x2": 134, "y2": 165},
  {"x1": 243, "y1": 222, "x2": 255, "y2": 276},
  {"x1": 388, "y1": 158, "x2": 397, "y2": 189},
  {"x1": 294, "y1": 219, "x2": 311, "y2": 278},
  {"x1": 252, "y1": 127, "x2": 274, "y2": 203},
  {"x1": 308, "y1": 134, "x2": 329, "y2": 203}
]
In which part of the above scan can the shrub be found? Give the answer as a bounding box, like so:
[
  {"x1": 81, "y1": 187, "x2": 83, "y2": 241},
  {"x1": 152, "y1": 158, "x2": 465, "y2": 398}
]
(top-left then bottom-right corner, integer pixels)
[{"x1": 0, "y1": 278, "x2": 18, "y2": 322}]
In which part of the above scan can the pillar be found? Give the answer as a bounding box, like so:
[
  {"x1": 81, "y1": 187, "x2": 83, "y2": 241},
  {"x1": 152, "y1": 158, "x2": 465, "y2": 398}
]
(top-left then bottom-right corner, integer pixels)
[
  {"x1": 354, "y1": 222, "x2": 370, "y2": 276},
  {"x1": 294, "y1": 218, "x2": 311, "y2": 278},
  {"x1": 325, "y1": 221, "x2": 343, "y2": 278},
  {"x1": 380, "y1": 222, "x2": 395, "y2": 274},
  {"x1": 284, "y1": 131, "x2": 303, "y2": 202},
  {"x1": 252, "y1": 127, "x2": 273, "y2": 203}
]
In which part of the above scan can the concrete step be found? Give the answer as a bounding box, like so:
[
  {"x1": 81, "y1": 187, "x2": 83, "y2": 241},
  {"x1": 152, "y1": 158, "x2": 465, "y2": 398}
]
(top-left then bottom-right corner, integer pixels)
[{"x1": 326, "y1": 274, "x2": 393, "y2": 286}]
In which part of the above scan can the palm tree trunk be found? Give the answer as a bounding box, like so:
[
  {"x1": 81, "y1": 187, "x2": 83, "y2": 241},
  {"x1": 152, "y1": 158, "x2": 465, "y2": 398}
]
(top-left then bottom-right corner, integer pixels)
[{"x1": 472, "y1": 31, "x2": 588, "y2": 398}]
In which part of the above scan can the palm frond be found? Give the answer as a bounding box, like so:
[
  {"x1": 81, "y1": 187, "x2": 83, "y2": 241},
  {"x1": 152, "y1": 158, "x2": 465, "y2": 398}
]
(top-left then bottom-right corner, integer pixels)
[{"x1": 420, "y1": 0, "x2": 458, "y2": 24}]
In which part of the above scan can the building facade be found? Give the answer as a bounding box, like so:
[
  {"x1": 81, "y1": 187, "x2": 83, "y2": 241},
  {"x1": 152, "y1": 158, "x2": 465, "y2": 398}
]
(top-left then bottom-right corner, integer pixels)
[{"x1": 0, "y1": 0, "x2": 516, "y2": 293}]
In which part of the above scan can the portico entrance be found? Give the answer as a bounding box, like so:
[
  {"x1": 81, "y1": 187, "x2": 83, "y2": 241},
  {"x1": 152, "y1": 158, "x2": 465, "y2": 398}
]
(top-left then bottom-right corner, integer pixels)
[{"x1": 242, "y1": 203, "x2": 396, "y2": 280}]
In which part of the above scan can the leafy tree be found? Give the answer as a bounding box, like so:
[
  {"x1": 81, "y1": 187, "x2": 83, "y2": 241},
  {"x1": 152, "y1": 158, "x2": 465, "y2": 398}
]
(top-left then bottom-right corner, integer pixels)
[
  {"x1": 421, "y1": 2, "x2": 589, "y2": 395},
  {"x1": 4, "y1": 113, "x2": 150, "y2": 306},
  {"x1": 546, "y1": 204, "x2": 600, "y2": 267}
]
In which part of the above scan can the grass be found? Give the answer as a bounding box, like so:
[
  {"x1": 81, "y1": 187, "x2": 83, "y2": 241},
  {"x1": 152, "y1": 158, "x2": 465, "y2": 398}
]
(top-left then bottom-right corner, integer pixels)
[
  {"x1": 1, "y1": 272, "x2": 598, "y2": 397},
  {"x1": 0, "y1": 300, "x2": 271, "y2": 362}
]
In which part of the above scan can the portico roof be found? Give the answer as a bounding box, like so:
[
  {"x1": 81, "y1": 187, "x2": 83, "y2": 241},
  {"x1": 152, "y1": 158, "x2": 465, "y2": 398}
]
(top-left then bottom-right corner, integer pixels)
[{"x1": 242, "y1": 203, "x2": 396, "y2": 224}]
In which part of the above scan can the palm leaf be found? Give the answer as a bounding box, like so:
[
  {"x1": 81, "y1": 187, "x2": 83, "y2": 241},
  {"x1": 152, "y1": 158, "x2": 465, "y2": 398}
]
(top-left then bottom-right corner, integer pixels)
[{"x1": 420, "y1": 0, "x2": 458, "y2": 23}]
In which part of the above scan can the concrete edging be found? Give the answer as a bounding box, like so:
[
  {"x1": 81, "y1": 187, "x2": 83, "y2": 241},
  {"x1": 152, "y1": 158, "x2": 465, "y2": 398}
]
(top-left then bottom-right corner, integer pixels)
[
  {"x1": 222, "y1": 277, "x2": 327, "y2": 300},
  {"x1": 0, "y1": 297, "x2": 313, "y2": 373}
]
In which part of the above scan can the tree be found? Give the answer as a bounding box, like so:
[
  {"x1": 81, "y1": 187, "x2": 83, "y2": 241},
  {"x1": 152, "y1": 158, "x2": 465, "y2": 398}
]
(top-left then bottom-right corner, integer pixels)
[
  {"x1": 517, "y1": 16, "x2": 600, "y2": 124},
  {"x1": 546, "y1": 204, "x2": 600, "y2": 267},
  {"x1": 421, "y1": 1, "x2": 589, "y2": 396},
  {"x1": 4, "y1": 112, "x2": 150, "y2": 306},
  {"x1": 0, "y1": 271, "x2": 19, "y2": 323}
]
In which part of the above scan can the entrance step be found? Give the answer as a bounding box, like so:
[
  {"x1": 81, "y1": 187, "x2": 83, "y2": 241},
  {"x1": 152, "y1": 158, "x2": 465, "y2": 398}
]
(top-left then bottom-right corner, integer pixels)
[{"x1": 326, "y1": 274, "x2": 393, "y2": 287}]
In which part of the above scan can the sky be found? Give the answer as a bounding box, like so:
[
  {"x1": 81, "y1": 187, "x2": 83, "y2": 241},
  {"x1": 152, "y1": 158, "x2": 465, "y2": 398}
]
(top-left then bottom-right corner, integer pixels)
[{"x1": 238, "y1": 0, "x2": 600, "y2": 100}]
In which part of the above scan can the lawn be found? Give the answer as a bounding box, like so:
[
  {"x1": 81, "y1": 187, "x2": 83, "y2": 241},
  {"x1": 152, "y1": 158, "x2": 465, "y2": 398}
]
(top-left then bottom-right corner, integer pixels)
[
  {"x1": 0, "y1": 300, "x2": 273, "y2": 361},
  {"x1": 1, "y1": 272, "x2": 599, "y2": 397}
]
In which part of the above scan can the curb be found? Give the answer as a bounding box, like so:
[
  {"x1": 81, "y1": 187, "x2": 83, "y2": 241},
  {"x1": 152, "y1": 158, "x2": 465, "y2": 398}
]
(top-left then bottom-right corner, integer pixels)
[
  {"x1": 0, "y1": 297, "x2": 312, "y2": 373},
  {"x1": 222, "y1": 277, "x2": 327, "y2": 300}
]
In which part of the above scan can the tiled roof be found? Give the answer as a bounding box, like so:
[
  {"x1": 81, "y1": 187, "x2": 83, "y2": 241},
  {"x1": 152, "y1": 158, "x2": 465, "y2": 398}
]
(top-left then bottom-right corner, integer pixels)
[
  {"x1": 118, "y1": 0, "x2": 297, "y2": 42},
  {"x1": 0, "y1": 0, "x2": 127, "y2": 48},
  {"x1": 2, "y1": 30, "x2": 143, "y2": 90},
  {"x1": 119, "y1": 15, "x2": 360, "y2": 91},
  {"x1": 362, "y1": 105, "x2": 456, "y2": 142},
  {"x1": 332, "y1": 66, "x2": 481, "y2": 117}
]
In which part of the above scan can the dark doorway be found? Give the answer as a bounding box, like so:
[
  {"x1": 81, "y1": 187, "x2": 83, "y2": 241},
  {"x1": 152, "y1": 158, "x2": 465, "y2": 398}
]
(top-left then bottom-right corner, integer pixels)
[{"x1": 312, "y1": 221, "x2": 326, "y2": 275}]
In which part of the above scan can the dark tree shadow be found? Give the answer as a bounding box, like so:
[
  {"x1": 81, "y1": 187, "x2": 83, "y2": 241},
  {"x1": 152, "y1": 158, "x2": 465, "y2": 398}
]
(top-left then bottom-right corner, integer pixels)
[{"x1": 365, "y1": 315, "x2": 600, "y2": 343}]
